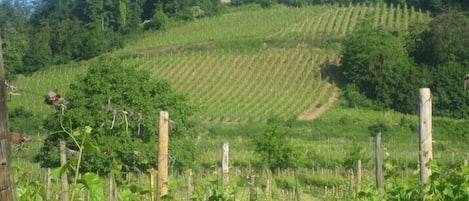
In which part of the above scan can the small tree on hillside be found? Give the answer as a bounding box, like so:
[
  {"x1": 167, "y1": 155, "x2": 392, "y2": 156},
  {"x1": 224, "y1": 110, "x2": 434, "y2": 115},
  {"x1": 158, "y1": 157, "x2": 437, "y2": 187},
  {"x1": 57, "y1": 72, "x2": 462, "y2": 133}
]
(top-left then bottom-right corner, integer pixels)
[
  {"x1": 341, "y1": 24, "x2": 424, "y2": 114},
  {"x1": 253, "y1": 126, "x2": 298, "y2": 171},
  {"x1": 34, "y1": 56, "x2": 196, "y2": 174}
]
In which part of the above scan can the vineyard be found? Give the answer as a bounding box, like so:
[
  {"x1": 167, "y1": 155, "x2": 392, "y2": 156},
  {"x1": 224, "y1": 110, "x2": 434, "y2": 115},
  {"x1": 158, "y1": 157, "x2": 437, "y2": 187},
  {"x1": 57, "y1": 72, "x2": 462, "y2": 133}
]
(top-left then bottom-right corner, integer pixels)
[
  {"x1": 7, "y1": 3, "x2": 452, "y2": 201},
  {"x1": 9, "y1": 3, "x2": 430, "y2": 122}
]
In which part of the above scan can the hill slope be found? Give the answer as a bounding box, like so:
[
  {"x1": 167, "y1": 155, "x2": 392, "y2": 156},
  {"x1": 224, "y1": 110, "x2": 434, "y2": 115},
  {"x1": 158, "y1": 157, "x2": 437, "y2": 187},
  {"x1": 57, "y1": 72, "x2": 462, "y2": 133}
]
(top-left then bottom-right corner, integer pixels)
[{"x1": 9, "y1": 4, "x2": 430, "y2": 122}]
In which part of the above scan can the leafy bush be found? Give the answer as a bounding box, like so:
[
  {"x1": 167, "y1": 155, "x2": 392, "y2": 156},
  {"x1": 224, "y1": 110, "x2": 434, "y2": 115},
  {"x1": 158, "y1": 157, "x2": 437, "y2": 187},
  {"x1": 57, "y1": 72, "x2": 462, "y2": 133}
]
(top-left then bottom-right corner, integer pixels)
[
  {"x1": 342, "y1": 84, "x2": 372, "y2": 108},
  {"x1": 9, "y1": 107, "x2": 44, "y2": 134},
  {"x1": 354, "y1": 159, "x2": 469, "y2": 200},
  {"x1": 252, "y1": 126, "x2": 299, "y2": 171},
  {"x1": 145, "y1": 10, "x2": 169, "y2": 30},
  {"x1": 35, "y1": 56, "x2": 195, "y2": 174},
  {"x1": 341, "y1": 23, "x2": 423, "y2": 114},
  {"x1": 368, "y1": 121, "x2": 390, "y2": 136}
]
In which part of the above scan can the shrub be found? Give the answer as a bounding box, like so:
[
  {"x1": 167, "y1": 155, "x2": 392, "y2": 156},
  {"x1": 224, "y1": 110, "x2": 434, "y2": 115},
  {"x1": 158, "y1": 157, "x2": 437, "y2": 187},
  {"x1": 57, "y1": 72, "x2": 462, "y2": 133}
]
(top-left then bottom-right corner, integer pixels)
[{"x1": 252, "y1": 126, "x2": 299, "y2": 172}]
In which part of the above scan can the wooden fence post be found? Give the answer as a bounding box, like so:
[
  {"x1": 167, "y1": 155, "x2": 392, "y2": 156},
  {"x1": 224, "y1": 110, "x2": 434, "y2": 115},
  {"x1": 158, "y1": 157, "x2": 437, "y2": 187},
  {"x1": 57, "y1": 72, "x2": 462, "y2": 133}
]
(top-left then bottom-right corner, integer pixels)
[
  {"x1": 187, "y1": 169, "x2": 193, "y2": 201},
  {"x1": 108, "y1": 172, "x2": 116, "y2": 201},
  {"x1": 149, "y1": 169, "x2": 156, "y2": 201},
  {"x1": 419, "y1": 88, "x2": 432, "y2": 185},
  {"x1": 0, "y1": 35, "x2": 17, "y2": 201},
  {"x1": 349, "y1": 169, "x2": 354, "y2": 196},
  {"x1": 249, "y1": 175, "x2": 256, "y2": 201},
  {"x1": 158, "y1": 111, "x2": 169, "y2": 198},
  {"x1": 221, "y1": 142, "x2": 229, "y2": 187},
  {"x1": 356, "y1": 160, "x2": 362, "y2": 193},
  {"x1": 375, "y1": 132, "x2": 383, "y2": 191},
  {"x1": 59, "y1": 140, "x2": 69, "y2": 201},
  {"x1": 265, "y1": 170, "x2": 272, "y2": 199},
  {"x1": 46, "y1": 168, "x2": 52, "y2": 201}
]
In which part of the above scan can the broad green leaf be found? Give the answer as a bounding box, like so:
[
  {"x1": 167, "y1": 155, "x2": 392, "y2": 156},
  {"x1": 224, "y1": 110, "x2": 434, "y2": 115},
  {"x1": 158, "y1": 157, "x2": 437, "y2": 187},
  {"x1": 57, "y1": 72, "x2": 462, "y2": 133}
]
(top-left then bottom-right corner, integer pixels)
[
  {"x1": 83, "y1": 139, "x2": 101, "y2": 154},
  {"x1": 77, "y1": 172, "x2": 105, "y2": 201}
]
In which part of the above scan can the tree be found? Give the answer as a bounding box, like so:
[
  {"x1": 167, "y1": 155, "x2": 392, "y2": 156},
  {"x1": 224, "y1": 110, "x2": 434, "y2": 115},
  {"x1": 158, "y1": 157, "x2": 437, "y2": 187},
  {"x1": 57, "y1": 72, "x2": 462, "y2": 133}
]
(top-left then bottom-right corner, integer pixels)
[
  {"x1": 253, "y1": 126, "x2": 298, "y2": 171},
  {"x1": 409, "y1": 10, "x2": 469, "y2": 119},
  {"x1": 34, "y1": 56, "x2": 195, "y2": 174},
  {"x1": 431, "y1": 61, "x2": 469, "y2": 118},
  {"x1": 426, "y1": 10, "x2": 469, "y2": 66},
  {"x1": 0, "y1": 0, "x2": 31, "y2": 78},
  {"x1": 22, "y1": 19, "x2": 52, "y2": 74},
  {"x1": 341, "y1": 24, "x2": 424, "y2": 113}
]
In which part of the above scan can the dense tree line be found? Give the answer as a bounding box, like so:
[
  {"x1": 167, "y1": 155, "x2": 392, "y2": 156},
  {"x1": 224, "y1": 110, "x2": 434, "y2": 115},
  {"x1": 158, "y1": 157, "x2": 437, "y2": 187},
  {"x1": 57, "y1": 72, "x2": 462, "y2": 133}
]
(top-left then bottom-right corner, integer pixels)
[
  {"x1": 0, "y1": 0, "x2": 222, "y2": 78},
  {"x1": 340, "y1": 10, "x2": 469, "y2": 119}
]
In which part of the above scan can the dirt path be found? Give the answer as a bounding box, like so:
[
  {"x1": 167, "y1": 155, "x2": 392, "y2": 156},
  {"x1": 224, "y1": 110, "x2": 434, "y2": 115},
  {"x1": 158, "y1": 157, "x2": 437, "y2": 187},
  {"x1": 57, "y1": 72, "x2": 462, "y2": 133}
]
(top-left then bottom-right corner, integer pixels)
[{"x1": 298, "y1": 84, "x2": 338, "y2": 121}]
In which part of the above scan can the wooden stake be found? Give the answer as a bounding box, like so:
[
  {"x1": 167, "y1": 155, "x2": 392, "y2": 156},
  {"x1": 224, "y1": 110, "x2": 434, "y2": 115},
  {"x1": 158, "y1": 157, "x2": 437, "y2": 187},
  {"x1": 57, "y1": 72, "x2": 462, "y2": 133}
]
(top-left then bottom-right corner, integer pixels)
[
  {"x1": 249, "y1": 175, "x2": 256, "y2": 201},
  {"x1": 419, "y1": 88, "x2": 432, "y2": 185},
  {"x1": 46, "y1": 168, "x2": 52, "y2": 201},
  {"x1": 375, "y1": 132, "x2": 383, "y2": 191},
  {"x1": 356, "y1": 160, "x2": 362, "y2": 193},
  {"x1": 108, "y1": 172, "x2": 116, "y2": 201},
  {"x1": 0, "y1": 35, "x2": 17, "y2": 201},
  {"x1": 187, "y1": 169, "x2": 193, "y2": 201},
  {"x1": 149, "y1": 169, "x2": 156, "y2": 201},
  {"x1": 349, "y1": 169, "x2": 354, "y2": 196},
  {"x1": 265, "y1": 170, "x2": 272, "y2": 199},
  {"x1": 158, "y1": 111, "x2": 169, "y2": 198},
  {"x1": 221, "y1": 142, "x2": 229, "y2": 187},
  {"x1": 60, "y1": 140, "x2": 69, "y2": 201}
]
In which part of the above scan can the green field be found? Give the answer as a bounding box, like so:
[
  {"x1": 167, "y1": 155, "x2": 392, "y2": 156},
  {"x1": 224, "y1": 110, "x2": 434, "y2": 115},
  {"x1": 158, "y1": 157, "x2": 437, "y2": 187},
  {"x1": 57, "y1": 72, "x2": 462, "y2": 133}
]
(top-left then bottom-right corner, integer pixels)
[{"x1": 10, "y1": 3, "x2": 458, "y2": 200}]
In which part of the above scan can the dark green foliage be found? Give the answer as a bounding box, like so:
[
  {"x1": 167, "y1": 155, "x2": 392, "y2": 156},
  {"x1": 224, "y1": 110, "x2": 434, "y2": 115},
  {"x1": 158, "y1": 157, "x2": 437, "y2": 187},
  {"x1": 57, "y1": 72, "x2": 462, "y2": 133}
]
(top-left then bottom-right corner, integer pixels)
[
  {"x1": 431, "y1": 61, "x2": 469, "y2": 118},
  {"x1": 22, "y1": 20, "x2": 52, "y2": 74},
  {"x1": 426, "y1": 10, "x2": 469, "y2": 66},
  {"x1": 368, "y1": 120, "x2": 389, "y2": 136},
  {"x1": 145, "y1": 10, "x2": 169, "y2": 30},
  {"x1": 407, "y1": 10, "x2": 469, "y2": 119},
  {"x1": 341, "y1": 24, "x2": 423, "y2": 114},
  {"x1": 253, "y1": 126, "x2": 299, "y2": 171},
  {"x1": 9, "y1": 107, "x2": 45, "y2": 134},
  {"x1": 35, "y1": 57, "x2": 195, "y2": 174},
  {"x1": 342, "y1": 84, "x2": 373, "y2": 108}
]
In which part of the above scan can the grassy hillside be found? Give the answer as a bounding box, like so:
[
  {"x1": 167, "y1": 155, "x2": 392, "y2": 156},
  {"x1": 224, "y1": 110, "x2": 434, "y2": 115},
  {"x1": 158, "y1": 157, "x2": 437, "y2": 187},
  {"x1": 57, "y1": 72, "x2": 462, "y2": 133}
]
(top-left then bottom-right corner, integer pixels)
[{"x1": 9, "y1": 3, "x2": 429, "y2": 122}]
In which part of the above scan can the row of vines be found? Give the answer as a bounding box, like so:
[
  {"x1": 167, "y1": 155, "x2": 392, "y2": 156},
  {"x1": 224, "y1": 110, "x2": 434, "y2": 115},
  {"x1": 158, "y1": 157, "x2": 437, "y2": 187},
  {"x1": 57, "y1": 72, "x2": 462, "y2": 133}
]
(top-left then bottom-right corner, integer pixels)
[{"x1": 8, "y1": 4, "x2": 429, "y2": 122}]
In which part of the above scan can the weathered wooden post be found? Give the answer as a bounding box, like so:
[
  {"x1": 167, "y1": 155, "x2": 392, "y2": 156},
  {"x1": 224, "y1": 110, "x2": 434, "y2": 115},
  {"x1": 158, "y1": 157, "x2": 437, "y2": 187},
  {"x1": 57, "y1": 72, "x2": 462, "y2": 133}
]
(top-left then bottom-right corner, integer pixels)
[
  {"x1": 356, "y1": 160, "x2": 362, "y2": 193},
  {"x1": 249, "y1": 176, "x2": 256, "y2": 201},
  {"x1": 419, "y1": 88, "x2": 432, "y2": 185},
  {"x1": 349, "y1": 169, "x2": 354, "y2": 196},
  {"x1": 375, "y1": 132, "x2": 383, "y2": 191},
  {"x1": 108, "y1": 172, "x2": 116, "y2": 201},
  {"x1": 59, "y1": 140, "x2": 69, "y2": 201},
  {"x1": 0, "y1": 35, "x2": 17, "y2": 201},
  {"x1": 46, "y1": 168, "x2": 52, "y2": 200},
  {"x1": 187, "y1": 169, "x2": 193, "y2": 201},
  {"x1": 158, "y1": 111, "x2": 169, "y2": 198},
  {"x1": 221, "y1": 142, "x2": 229, "y2": 187},
  {"x1": 149, "y1": 169, "x2": 156, "y2": 201}
]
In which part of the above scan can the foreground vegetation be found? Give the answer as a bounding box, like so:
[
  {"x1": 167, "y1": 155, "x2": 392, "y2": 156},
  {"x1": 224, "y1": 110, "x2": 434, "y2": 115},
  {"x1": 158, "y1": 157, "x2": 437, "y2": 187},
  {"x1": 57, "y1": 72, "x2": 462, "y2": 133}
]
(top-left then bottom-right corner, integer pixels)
[{"x1": 4, "y1": 2, "x2": 469, "y2": 201}]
